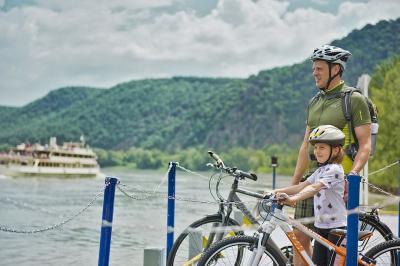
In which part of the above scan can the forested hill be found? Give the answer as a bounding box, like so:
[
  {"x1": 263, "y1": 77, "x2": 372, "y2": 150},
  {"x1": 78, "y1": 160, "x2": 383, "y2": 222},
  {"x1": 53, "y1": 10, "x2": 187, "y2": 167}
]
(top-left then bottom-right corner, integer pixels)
[{"x1": 0, "y1": 18, "x2": 399, "y2": 151}]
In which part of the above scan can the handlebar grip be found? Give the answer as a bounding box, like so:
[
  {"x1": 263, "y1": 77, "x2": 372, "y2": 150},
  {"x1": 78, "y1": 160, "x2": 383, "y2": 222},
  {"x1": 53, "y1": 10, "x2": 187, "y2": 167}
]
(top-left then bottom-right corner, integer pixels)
[
  {"x1": 236, "y1": 170, "x2": 258, "y2": 181},
  {"x1": 208, "y1": 151, "x2": 224, "y2": 167}
]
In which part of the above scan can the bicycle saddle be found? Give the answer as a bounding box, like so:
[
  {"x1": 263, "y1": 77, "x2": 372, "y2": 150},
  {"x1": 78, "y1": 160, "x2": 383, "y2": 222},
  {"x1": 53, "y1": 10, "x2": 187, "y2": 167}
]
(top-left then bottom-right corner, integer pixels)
[{"x1": 330, "y1": 228, "x2": 373, "y2": 241}]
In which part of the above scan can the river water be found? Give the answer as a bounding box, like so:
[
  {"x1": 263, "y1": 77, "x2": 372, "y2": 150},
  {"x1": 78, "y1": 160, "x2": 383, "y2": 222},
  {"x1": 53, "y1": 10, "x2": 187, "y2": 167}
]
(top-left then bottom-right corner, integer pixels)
[{"x1": 0, "y1": 168, "x2": 398, "y2": 265}]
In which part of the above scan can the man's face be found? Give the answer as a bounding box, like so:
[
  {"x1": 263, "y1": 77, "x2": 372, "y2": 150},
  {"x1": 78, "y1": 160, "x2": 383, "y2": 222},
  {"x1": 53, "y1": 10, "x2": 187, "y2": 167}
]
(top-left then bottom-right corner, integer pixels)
[{"x1": 312, "y1": 60, "x2": 330, "y2": 89}]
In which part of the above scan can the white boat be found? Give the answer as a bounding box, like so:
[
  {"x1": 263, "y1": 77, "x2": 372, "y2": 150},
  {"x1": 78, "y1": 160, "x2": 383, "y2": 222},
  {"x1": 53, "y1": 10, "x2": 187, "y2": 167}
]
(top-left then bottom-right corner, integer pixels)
[{"x1": 0, "y1": 137, "x2": 100, "y2": 177}]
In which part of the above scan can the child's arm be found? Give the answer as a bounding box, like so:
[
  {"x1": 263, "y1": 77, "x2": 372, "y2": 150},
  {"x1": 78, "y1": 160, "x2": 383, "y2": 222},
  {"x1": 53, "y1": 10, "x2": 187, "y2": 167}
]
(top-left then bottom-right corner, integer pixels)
[
  {"x1": 278, "y1": 182, "x2": 324, "y2": 206},
  {"x1": 290, "y1": 182, "x2": 324, "y2": 202},
  {"x1": 273, "y1": 181, "x2": 310, "y2": 195}
]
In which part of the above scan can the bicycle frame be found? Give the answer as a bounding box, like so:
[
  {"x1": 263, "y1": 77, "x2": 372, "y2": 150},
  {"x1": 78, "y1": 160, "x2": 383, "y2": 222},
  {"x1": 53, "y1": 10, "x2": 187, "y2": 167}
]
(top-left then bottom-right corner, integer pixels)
[
  {"x1": 251, "y1": 206, "x2": 375, "y2": 266},
  {"x1": 205, "y1": 177, "x2": 265, "y2": 247}
]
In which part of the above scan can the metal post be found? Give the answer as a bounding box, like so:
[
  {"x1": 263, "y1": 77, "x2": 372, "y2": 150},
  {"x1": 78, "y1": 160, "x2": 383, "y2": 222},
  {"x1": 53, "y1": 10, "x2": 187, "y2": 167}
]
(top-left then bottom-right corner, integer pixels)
[
  {"x1": 398, "y1": 160, "x2": 400, "y2": 239},
  {"x1": 271, "y1": 156, "x2": 278, "y2": 190},
  {"x1": 166, "y1": 162, "x2": 177, "y2": 258},
  {"x1": 346, "y1": 174, "x2": 361, "y2": 266},
  {"x1": 357, "y1": 74, "x2": 371, "y2": 205},
  {"x1": 98, "y1": 177, "x2": 118, "y2": 266}
]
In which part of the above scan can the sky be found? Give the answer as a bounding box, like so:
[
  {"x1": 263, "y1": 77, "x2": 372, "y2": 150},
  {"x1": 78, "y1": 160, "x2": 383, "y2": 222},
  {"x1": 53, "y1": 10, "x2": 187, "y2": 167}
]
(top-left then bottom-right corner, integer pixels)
[{"x1": 1, "y1": 0, "x2": 400, "y2": 107}]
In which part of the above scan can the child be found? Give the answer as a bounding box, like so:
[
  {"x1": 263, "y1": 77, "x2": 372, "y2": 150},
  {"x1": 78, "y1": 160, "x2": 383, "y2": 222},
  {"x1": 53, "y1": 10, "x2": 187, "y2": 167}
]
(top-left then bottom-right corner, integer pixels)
[{"x1": 274, "y1": 125, "x2": 346, "y2": 266}]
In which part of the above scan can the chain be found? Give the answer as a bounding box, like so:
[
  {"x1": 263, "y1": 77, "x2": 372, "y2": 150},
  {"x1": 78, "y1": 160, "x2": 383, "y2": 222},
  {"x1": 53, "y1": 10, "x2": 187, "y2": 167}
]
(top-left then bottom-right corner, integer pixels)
[
  {"x1": 368, "y1": 160, "x2": 399, "y2": 176},
  {"x1": 176, "y1": 164, "x2": 211, "y2": 181},
  {"x1": 361, "y1": 178, "x2": 399, "y2": 198},
  {"x1": 0, "y1": 182, "x2": 109, "y2": 234},
  {"x1": 117, "y1": 181, "x2": 262, "y2": 206}
]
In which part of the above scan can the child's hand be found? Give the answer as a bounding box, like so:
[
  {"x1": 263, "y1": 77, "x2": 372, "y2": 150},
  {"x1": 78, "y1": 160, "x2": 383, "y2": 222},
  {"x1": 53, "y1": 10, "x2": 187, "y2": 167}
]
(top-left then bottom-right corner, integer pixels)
[{"x1": 276, "y1": 192, "x2": 296, "y2": 206}]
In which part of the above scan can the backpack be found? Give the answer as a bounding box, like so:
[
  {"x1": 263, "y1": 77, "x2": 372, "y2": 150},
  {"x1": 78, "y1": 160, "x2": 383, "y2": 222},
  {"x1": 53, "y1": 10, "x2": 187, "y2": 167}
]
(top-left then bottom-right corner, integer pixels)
[
  {"x1": 341, "y1": 87, "x2": 378, "y2": 160},
  {"x1": 308, "y1": 86, "x2": 378, "y2": 160}
]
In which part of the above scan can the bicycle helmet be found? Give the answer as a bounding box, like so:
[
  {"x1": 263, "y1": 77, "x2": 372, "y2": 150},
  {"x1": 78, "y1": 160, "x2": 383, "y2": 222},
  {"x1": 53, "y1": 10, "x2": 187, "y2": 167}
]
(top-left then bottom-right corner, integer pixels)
[
  {"x1": 310, "y1": 45, "x2": 351, "y2": 70},
  {"x1": 309, "y1": 125, "x2": 345, "y2": 146}
]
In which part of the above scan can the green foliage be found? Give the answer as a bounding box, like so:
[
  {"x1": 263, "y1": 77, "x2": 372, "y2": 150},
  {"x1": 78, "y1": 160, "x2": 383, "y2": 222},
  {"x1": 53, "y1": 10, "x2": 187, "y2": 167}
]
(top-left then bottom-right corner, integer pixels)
[
  {"x1": 93, "y1": 146, "x2": 298, "y2": 176},
  {"x1": 368, "y1": 56, "x2": 400, "y2": 193},
  {"x1": 0, "y1": 19, "x2": 399, "y2": 151},
  {"x1": 0, "y1": 19, "x2": 399, "y2": 188}
]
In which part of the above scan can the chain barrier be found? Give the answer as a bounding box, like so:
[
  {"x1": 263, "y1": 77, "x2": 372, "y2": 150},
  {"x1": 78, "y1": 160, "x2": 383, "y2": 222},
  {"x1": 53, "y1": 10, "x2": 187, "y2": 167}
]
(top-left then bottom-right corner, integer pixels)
[
  {"x1": 176, "y1": 164, "x2": 211, "y2": 181},
  {"x1": 2, "y1": 160, "x2": 398, "y2": 234},
  {"x1": 0, "y1": 181, "x2": 110, "y2": 234},
  {"x1": 117, "y1": 163, "x2": 172, "y2": 201},
  {"x1": 140, "y1": 163, "x2": 400, "y2": 234},
  {"x1": 368, "y1": 160, "x2": 399, "y2": 176}
]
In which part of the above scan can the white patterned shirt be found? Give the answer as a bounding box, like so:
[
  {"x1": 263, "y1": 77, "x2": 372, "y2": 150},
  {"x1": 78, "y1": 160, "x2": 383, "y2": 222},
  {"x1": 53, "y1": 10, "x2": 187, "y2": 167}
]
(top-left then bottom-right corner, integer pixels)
[{"x1": 307, "y1": 163, "x2": 347, "y2": 229}]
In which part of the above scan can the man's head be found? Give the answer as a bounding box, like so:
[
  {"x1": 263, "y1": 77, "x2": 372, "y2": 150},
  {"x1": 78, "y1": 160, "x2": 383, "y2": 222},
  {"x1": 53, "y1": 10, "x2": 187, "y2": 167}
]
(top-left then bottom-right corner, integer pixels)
[{"x1": 310, "y1": 45, "x2": 351, "y2": 90}]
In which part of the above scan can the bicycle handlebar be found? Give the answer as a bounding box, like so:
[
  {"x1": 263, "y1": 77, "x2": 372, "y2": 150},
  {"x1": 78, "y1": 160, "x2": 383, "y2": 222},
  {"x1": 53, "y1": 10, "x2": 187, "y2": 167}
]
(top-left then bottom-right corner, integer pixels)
[{"x1": 207, "y1": 150, "x2": 258, "y2": 181}]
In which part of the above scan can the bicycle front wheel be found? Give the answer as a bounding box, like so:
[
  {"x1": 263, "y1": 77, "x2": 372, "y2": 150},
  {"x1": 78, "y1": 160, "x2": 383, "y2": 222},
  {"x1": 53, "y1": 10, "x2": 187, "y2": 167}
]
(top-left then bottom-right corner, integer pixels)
[
  {"x1": 364, "y1": 239, "x2": 400, "y2": 265},
  {"x1": 167, "y1": 214, "x2": 241, "y2": 266},
  {"x1": 198, "y1": 235, "x2": 287, "y2": 266}
]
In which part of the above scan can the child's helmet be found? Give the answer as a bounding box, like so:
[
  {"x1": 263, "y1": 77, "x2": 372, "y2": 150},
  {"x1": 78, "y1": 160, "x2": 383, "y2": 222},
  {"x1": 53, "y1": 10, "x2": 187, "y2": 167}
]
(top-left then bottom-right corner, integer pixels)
[{"x1": 309, "y1": 125, "x2": 345, "y2": 146}]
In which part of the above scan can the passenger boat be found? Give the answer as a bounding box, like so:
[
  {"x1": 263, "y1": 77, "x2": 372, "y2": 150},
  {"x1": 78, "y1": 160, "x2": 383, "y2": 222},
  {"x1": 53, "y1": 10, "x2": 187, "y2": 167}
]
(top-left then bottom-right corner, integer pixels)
[{"x1": 0, "y1": 137, "x2": 100, "y2": 177}]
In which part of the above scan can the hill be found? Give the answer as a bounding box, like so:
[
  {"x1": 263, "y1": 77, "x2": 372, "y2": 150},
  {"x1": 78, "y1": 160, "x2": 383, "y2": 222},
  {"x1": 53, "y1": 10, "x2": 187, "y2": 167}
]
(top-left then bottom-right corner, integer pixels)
[{"x1": 0, "y1": 18, "x2": 399, "y2": 151}]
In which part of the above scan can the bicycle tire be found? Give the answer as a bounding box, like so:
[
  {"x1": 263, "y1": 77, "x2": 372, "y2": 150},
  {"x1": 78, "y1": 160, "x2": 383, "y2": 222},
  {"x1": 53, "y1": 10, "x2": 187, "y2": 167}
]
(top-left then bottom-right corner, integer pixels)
[
  {"x1": 364, "y1": 239, "x2": 400, "y2": 265},
  {"x1": 167, "y1": 214, "x2": 241, "y2": 266},
  {"x1": 198, "y1": 235, "x2": 287, "y2": 266},
  {"x1": 358, "y1": 213, "x2": 394, "y2": 253}
]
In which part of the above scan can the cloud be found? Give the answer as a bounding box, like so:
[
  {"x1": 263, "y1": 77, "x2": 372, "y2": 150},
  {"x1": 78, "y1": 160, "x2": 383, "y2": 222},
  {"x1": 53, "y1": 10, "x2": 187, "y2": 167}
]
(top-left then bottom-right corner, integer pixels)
[{"x1": 0, "y1": 0, "x2": 399, "y2": 106}]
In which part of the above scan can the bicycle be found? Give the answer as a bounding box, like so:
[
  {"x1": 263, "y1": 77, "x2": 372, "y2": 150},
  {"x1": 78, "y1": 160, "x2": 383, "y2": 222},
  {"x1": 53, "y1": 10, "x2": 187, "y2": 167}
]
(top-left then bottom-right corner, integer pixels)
[
  {"x1": 279, "y1": 206, "x2": 395, "y2": 265},
  {"x1": 198, "y1": 194, "x2": 399, "y2": 265},
  {"x1": 167, "y1": 151, "x2": 286, "y2": 265},
  {"x1": 364, "y1": 239, "x2": 400, "y2": 265},
  {"x1": 167, "y1": 151, "x2": 395, "y2": 265}
]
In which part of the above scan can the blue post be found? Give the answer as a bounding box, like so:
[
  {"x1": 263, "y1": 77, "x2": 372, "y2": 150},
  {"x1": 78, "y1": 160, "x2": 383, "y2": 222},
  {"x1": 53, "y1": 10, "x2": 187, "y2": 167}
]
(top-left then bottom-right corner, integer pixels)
[
  {"x1": 346, "y1": 174, "x2": 361, "y2": 266},
  {"x1": 98, "y1": 177, "x2": 118, "y2": 266},
  {"x1": 166, "y1": 162, "x2": 177, "y2": 259}
]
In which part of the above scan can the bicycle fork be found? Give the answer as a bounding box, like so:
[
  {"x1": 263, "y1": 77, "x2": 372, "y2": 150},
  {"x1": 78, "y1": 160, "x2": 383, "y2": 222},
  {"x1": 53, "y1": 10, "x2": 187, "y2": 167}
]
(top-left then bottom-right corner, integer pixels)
[{"x1": 247, "y1": 232, "x2": 269, "y2": 266}]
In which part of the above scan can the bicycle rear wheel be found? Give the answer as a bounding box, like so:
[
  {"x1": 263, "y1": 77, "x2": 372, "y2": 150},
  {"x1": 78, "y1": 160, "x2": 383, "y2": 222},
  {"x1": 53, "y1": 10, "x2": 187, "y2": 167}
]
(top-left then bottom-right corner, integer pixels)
[
  {"x1": 198, "y1": 235, "x2": 287, "y2": 266},
  {"x1": 167, "y1": 214, "x2": 241, "y2": 266},
  {"x1": 358, "y1": 213, "x2": 394, "y2": 253},
  {"x1": 364, "y1": 239, "x2": 400, "y2": 265}
]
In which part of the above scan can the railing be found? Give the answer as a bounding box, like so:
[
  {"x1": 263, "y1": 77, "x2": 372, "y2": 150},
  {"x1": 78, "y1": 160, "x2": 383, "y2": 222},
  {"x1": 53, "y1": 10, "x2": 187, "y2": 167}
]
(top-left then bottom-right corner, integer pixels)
[{"x1": 0, "y1": 160, "x2": 398, "y2": 265}]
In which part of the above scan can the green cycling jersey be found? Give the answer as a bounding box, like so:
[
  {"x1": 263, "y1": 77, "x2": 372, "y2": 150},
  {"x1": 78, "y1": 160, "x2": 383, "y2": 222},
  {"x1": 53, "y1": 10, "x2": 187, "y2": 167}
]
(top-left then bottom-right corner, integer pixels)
[{"x1": 306, "y1": 81, "x2": 371, "y2": 173}]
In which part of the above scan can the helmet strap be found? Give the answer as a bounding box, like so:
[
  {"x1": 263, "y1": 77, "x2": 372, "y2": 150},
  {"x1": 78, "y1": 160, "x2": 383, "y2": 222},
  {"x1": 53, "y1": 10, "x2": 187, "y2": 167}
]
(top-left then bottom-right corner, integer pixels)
[{"x1": 320, "y1": 62, "x2": 341, "y2": 91}]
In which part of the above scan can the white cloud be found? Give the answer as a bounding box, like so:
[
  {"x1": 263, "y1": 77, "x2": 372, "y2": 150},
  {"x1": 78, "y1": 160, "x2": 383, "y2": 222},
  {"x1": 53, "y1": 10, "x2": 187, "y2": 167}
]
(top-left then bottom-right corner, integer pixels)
[{"x1": 0, "y1": 0, "x2": 399, "y2": 106}]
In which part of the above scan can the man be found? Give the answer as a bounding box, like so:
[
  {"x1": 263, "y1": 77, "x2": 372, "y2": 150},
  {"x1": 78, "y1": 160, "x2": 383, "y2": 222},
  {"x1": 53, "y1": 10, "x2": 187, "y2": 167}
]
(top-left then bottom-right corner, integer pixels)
[{"x1": 292, "y1": 45, "x2": 371, "y2": 265}]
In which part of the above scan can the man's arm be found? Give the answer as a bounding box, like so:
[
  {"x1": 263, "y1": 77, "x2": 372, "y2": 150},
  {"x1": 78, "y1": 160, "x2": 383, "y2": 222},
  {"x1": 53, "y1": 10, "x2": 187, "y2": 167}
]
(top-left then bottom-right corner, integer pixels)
[
  {"x1": 292, "y1": 127, "x2": 311, "y2": 185},
  {"x1": 351, "y1": 124, "x2": 371, "y2": 174}
]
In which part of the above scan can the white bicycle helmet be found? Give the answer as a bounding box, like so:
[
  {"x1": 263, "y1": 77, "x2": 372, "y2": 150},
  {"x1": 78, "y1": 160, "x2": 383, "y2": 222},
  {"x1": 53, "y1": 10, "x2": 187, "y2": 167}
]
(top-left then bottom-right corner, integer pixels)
[
  {"x1": 310, "y1": 45, "x2": 352, "y2": 70},
  {"x1": 309, "y1": 125, "x2": 345, "y2": 146}
]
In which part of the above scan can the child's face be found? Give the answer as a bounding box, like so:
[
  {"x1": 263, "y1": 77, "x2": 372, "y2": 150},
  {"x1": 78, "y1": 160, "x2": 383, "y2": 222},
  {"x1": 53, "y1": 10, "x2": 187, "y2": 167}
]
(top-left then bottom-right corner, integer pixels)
[{"x1": 313, "y1": 143, "x2": 332, "y2": 163}]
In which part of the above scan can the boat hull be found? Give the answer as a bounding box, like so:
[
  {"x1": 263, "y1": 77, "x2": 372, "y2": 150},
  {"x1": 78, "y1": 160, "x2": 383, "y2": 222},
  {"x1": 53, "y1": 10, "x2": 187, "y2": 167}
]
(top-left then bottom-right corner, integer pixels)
[{"x1": 0, "y1": 164, "x2": 100, "y2": 178}]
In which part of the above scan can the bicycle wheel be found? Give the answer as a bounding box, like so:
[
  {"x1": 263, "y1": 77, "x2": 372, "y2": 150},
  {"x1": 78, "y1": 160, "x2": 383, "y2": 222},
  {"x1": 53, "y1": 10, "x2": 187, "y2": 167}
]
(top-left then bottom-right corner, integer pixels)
[
  {"x1": 358, "y1": 213, "x2": 394, "y2": 253},
  {"x1": 279, "y1": 213, "x2": 393, "y2": 265},
  {"x1": 167, "y1": 214, "x2": 242, "y2": 266},
  {"x1": 364, "y1": 239, "x2": 400, "y2": 265},
  {"x1": 198, "y1": 235, "x2": 287, "y2": 266}
]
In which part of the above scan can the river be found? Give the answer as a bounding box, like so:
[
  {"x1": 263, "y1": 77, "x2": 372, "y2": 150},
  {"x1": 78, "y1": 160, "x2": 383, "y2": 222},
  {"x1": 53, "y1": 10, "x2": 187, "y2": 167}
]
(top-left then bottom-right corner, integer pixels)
[{"x1": 0, "y1": 167, "x2": 398, "y2": 265}]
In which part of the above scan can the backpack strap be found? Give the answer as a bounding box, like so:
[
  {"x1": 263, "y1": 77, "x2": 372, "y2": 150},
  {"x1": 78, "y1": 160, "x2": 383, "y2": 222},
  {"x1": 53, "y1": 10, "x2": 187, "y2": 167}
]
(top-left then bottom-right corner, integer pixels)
[{"x1": 341, "y1": 87, "x2": 362, "y2": 159}]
